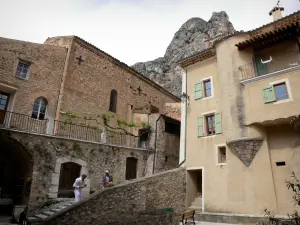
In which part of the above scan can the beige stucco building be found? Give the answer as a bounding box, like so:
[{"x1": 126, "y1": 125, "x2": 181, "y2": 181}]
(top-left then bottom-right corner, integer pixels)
[{"x1": 179, "y1": 7, "x2": 300, "y2": 215}]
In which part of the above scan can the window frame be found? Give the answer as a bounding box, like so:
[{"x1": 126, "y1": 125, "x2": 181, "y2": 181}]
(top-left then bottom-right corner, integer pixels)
[
  {"x1": 273, "y1": 82, "x2": 289, "y2": 101},
  {"x1": 269, "y1": 78, "x2": 293, "y2": 105},
  {"x1": 203, "y1": 79, "x2": 212, "y2": 98},
  {"x1": 216, "y1": 144, "x2": 227, "y2": 166},
  {"x1": 15, "y1": 59, "x2": 31, "y2": 80},
  {"x1": 31, "y1": 97, "x2": 47, "y2": 120},
  {"x1": 204, "y1": 114, "x2": 215, "y2": 136}
]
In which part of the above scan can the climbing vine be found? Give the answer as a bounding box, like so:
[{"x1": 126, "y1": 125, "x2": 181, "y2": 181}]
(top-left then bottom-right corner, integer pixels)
[{"x1": 60, "y1": 111, "x2": 151, "y2": 138}]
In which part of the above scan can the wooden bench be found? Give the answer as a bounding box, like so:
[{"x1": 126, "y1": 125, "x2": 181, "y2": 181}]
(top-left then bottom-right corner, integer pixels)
[{"x1": 179, "y1": 210, "x2": 196, "y2": 224}]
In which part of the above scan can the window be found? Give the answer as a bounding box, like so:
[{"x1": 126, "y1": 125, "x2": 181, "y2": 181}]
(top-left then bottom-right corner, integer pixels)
[
  {"x1": 197, "y1": 112, "x2": 222, "y2": 137},
  {"x1": 217, "y1": 146, "x2": 226, "y2": 164},
  {"x1": 16, "y1": 60, "x2": 30, "y2": 79},
  {"x1": 274, "y1": 83, "x2": 288, "y2": 101},
  {"x1": 31, "y1": 97, "x2": 47, "y2": 120},
  {"x1": 205, "y1": 114, "x2": 215, "y2": 135},
  {"x1": 263, "y1": 80, "x2": 291, "y2": 104},
  {"x1": 109, "y1": 90, "x2": 117, "y2": 113},
  {"x1": 194, "y1": 78, "x2": 213, "y2": 100},
  {"x1": 203, "y1": 80, "x2": 212, "y2": 97}
]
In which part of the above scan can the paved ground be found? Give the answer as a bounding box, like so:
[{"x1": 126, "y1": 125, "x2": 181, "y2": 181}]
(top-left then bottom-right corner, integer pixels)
[{"x1": 180, "y1": 222, "x2": 244, "y2": 225}]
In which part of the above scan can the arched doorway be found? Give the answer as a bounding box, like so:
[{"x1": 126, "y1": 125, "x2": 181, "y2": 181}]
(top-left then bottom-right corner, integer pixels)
[
  {"x1": 58, "y1": 162, "x2": 81, "y2": 198},
  {"x1": 125, "y1": 157, "x2": 138, "y2": 180},
  {"x1": 0, "y1": 134, "x2": 33, "y2": 215}
]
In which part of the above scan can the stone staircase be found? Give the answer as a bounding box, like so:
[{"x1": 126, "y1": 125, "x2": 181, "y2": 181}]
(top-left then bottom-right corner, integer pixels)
[
  {"x1": 188, "y1": 196, "x2": 202, "y2": 214},
  {"x1": 27, "y1": 199, "x2": 76, "y2": 222}
]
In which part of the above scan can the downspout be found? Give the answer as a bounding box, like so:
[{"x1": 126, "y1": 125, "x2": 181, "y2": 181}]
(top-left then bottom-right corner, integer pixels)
[
  {"x1": 179, "y1": 67, "x2": 188, "y2": 166},
  {"x1": 153, "y1": 114, "x2": 163, "y2": 174}
]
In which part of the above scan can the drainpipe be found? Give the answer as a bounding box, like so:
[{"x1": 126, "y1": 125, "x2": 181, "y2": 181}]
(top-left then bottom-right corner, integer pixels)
[
  {"x1": 153, "y1": 114, "x2": 163, "y2": 174},
  {"x1": 179, "y1": 67, "x2": 188, "y2": 166}
]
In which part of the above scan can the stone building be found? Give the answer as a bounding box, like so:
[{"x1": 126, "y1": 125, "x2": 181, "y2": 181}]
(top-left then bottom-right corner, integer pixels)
[
  {"x1": 0, "y1": 35, "x2": 180, "y2": 213},
  {"x1": 179, "y1": 7, "x2": 300, "y2": 215}
]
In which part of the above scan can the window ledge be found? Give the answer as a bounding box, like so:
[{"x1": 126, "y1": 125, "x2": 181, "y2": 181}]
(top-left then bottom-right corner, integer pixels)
[
  {"x1": 241, "y1": 65, "x2": 300, "y2": 85},
  {"x1": 201, "y1": 135, "x2": 217, "y2": 139},
  {"x1": 216, "y1": 163, "x2": 227, "y2": 166},
  {"x1": 15, "y1": 75, "x2": 28, "y2": 81},
  {"x1": 202, "y1": 96, "x2": 213, "y2": 100},
  {"x1": 273, "y1": 98, "x2": 293, "y2": 105}
]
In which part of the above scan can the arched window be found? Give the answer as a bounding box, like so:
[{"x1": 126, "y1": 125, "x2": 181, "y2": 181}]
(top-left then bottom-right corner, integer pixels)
[
  {"x1": 31, "y1": 97, "x2": 47, "y2": 120},
  {"x1": 109, "y1": 90, "x2": 117, "y2": 113}
]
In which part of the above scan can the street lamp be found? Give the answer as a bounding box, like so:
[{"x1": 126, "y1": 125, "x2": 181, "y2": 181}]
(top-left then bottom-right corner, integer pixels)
[{"x1": 180, "y1": 92, "x2": 190, "y2": 104}]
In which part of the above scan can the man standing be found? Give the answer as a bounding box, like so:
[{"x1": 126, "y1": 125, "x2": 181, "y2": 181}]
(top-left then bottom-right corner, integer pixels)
[
  {"x1": 73, "y1": 174, "x2": 87, "y2": 202},
  {"x1": 103, "y1": 170, "x2": 113, "y2": 188}
]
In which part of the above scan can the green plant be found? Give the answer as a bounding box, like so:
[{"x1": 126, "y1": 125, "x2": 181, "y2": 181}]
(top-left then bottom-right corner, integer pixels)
[
  {"x1": 61, "y1": 111, "x2": 151, "y2": 138},
  {"x1": 41, "y1": 199, "x2": 59, "y2": 208}
]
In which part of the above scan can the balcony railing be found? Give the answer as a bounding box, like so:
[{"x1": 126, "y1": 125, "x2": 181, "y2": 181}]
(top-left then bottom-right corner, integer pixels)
[
  {"x1": 239, "y1": 50, "x2": 300, "y2": 81},
  {"x1": 0, "y1": 110, "x2": 48, "y2": 134},
  {"x1": 0, "y1": 110, "x2": 144, "y2": 149}
]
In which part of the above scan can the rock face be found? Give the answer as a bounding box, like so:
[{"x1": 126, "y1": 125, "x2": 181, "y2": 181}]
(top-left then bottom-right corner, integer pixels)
[{"x1": 132, "y1": 11, "x2": 235, "y2": 96}]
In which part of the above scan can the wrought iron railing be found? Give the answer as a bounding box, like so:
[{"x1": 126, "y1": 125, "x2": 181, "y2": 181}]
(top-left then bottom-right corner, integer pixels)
[
  {"x1": 0, "y1": 110, "x2": 144, "y2": 149},
  {"x1": 53, "y1": 120, "x2": 103, "y2": 143},
  {"x1": 106, "y1": 130, "x2": 140, "y2": 148},
  {"x1": 0, "y1": 110, "x2": 48, "y2": 134},
  {"x1": 239, "y1": 51, "x2": 300, "y2": 81}
]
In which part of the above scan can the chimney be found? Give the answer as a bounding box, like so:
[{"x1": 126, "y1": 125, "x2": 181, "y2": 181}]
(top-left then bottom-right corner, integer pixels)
[{"x1": 269, "y1": 6, "x2": 284, "y2": 21}]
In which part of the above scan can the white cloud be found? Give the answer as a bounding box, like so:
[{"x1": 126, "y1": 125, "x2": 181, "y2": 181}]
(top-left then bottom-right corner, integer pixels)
[{"x1": 0, "y1": 0, "x2": 299, "y2": 65}]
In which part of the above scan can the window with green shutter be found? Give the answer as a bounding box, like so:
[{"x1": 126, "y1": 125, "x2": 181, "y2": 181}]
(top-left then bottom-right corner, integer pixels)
[
  {"x1": 263, "y1": 86, "x2": 276, "y2": 103},
  {"x1": 195, "y1": 82, "x2": 203, "y2": 100},
  {"x1": 197, "y1": 116, "x2": 204, "y2": 137},
  {"x1": 214, "y1": 112, "x2": 222, "y2": 134}
]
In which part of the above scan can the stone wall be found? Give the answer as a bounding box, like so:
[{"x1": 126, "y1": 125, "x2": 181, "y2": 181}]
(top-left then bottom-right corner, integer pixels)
[
  {"x1": 30, "y1": 168, "x2": 186, "y2": 225},
  {"x1": 0, "y1": 37, "x2": 67, "y2": 118},
  {"x1": 44, "y1": 36, "x2": 180, "y2": 124},
  {"x1": 1, "y1": 130, "x2": 151, "y2": 209}
]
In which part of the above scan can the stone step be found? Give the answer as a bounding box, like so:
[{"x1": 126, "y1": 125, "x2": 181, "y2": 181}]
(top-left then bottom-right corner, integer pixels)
[
  {"x1": 50, "y1": 208, "x2": 61, "y2": 212},
  {"x1": 43, "y1": 211, "x2": 55, "y2": 216},
  {"x1": 64, "y1": 203, "x2": 73, "y2": 206},
  {"x1": 34, "y1": 214, "x2": 48, "y2": 220},
  {"x1": 27, "y1": 217, "x2": 38, "y2": 221},
  {"x1": 194, "y1": 212, "x2": 266, "y2": 224},
  {"x1": 57, "y1": 206, "x2": 66, "y2": 209}
]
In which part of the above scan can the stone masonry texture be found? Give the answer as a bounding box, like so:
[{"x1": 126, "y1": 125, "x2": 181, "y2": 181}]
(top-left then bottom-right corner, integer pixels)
[
  {"x1": 0, "y1": 37, "x2": 67, "y2": 118},
  {"x1": 30, "y1": 168, "x2": 186, "y2": 225},
  {"x1": 0, "y1": 129, "x2": 152, "y2": 210},
  {"x1": 44, "y1": 36, "x2": 179, "y2": 124}
]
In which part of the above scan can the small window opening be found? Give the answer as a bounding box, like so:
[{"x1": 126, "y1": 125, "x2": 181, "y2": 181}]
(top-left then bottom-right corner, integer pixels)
[
  {"x1": 218, "y1": 146, "x2": 226, "y2": 164},
  {"x1": 165, "y1": 156, "x2": 168, "y2": 162},
  {"x1": 276, "y1": 161, "x2": 286, "y2": 166}
]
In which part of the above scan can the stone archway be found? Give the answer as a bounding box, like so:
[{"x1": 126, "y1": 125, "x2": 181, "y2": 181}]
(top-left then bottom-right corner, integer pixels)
[
  {"x1": 48, "y1": 156, "x2": 90, "y2": 199},
  {"x1": 0, "y1": 132, "x2": 33, "y2": 215}
]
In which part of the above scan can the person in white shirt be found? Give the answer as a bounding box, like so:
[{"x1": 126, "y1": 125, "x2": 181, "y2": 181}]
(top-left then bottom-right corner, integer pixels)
[{"x1": 73, "y1": 174, "x2": 87, "y2": 202}]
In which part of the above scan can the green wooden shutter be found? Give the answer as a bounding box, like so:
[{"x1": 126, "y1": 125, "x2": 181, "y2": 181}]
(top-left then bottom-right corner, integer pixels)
[
  {"x1": 197, "y1": 116, "x2": 204, "y2": 137},
  {"x1": 195, "y1": 82, "x2": 203, "y2": 100},
  {"x1": 263, "y1": 86, "x2": 276, "y2": 103},
  {"x1": 215, "y1": 112, "x2": 222, "y2": 134},
  {"x1": 255, "y1": 56, "x2": 268, "y2": 76}
]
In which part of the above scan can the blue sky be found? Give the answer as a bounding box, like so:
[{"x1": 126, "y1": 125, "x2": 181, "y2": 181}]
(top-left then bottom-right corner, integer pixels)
[{"x1": 0, "y1": 0, "x2": 299, "y2": 65}]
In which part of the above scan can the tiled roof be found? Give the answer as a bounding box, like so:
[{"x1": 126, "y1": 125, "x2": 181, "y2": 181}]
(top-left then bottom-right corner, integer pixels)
[{"x1": 177, "y1": 48, "x2": 216, "y2": 68}]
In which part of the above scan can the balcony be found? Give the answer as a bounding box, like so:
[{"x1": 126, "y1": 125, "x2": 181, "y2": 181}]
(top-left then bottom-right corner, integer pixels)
[
  {"x1": 239, "y1": 50, "x2": 300, "y2": 83},
  {"x1": 0, "y1": 110, "x2": 143, "y2": 149}
]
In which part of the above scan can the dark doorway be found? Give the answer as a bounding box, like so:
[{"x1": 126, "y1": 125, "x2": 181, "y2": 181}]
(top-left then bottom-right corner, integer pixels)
[
  {"x1": 0, "y1": 135, "x2": 33, "y2": 216},
  {"x1": 125, "y1": 157, "x2": 138, "y2": 180},
  {"x1": 138, "y1": 129, "x2": 149, "y2": 149},
  {"x1": 109, "y1": 90, "x2": 118, "y2": 113},
  {"x1": 187, "y1": 169, "x2": 203, "y2": 210},
  {"x1": 0, "y1": 92, "x2": 10, "y2": 124},
  {"x1": 58, "y1": 162, "x2": 81, "y2": 197}
]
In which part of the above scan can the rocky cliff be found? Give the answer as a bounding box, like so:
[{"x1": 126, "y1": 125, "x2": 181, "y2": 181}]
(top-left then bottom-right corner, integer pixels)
[{"x1": 132, "y1": 11, "x2": 235, "y2": 96}]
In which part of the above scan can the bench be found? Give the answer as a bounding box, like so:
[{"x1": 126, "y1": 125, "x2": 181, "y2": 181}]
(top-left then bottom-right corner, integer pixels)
[{"x1": 179, "y1": 210, "x2": 196, "y2": 224}]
